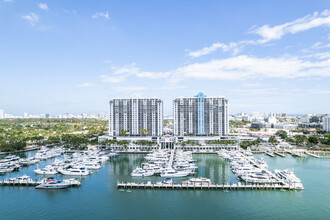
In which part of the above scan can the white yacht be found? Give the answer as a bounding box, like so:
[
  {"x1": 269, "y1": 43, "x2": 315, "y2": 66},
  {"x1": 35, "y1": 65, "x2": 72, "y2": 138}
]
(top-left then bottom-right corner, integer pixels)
[
  {"x1": 275, "y1": 169, "x2": 304, "y2": 189},
  {"x1": 36, "y1": 178, "x2": 70, "y2": 189},
  {"x1": 188, "y1": 177, "x2": 212, "y2": 185},
  {"x1": 130, "y1": 167, "x2": 154, "y2": 177},
  {"x1": 155, "y1": 178, "x2": 173, "y2": 186},
  {"x1": 240, "y1": 172, "x2": 276, "y2": 183},
  {"x1": 9, "y1": 174, "x2": 35, "y2": 184},
  {"x1": 20, "y1": 157, "x2": 40, "y2": 166},
  {"x1": 160, "y1": 168, "x2": 189, "y2": 178},
  {"x1": 34, "y1": 166, "x2": 58, "y2": 175},
  {"x1": 58, "y1": 167, "x2": 90, "y2": 176}
]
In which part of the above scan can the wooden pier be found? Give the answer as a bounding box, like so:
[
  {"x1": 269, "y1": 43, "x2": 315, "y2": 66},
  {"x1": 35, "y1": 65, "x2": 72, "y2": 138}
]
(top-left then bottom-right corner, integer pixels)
[
  {"x1": 117, "y1": 181, "x2": 299, "y2": 191},
  {"x1": 274, "y1": 151, "x2": 286, "y2": 157}
]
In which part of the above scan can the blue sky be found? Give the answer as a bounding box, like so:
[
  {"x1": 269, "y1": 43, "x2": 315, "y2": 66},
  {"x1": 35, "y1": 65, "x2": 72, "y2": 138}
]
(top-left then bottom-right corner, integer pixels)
[{"x1": 0, "y1": 0, "x2": 329, "y2": 115}]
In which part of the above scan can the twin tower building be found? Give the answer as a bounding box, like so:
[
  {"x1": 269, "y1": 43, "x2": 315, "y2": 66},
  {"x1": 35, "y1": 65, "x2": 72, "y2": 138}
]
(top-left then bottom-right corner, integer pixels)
[{"x1": 109, "y1": 93, "x2": 229, "y2": 137}]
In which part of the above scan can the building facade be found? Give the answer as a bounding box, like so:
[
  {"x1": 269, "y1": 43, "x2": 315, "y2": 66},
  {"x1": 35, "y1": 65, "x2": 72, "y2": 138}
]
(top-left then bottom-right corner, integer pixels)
[
  {"x1": 324, "y1": 116, "x2": 330, "y2": 132},
  {"x1": 173, "y1": 92, "x2": 229, "y2": 136},
  {"x1": 109, "y1": 98, "x2": 163, "y2": 136}
]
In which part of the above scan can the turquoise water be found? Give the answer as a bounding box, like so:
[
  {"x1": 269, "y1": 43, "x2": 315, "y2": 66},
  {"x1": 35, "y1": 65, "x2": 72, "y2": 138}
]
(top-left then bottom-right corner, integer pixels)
[{"x1": 0, "y1": 152, "x2": 330, "y2": 219}]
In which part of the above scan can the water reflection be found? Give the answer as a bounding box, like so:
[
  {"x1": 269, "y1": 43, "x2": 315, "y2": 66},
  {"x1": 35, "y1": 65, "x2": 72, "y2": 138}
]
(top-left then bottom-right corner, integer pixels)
[{"x1": 109, "y1": 153, "x2": 232, "y2": 184}]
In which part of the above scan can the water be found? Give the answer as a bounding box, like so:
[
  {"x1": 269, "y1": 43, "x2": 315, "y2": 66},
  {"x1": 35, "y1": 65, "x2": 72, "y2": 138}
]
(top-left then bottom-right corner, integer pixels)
[{"x1": 1, "y1": 152, "x2": 330, "y2": 219}]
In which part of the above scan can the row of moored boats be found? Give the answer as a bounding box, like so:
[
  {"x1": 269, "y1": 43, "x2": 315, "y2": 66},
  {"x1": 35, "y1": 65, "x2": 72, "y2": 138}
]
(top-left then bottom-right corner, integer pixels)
[
  {"x1": 218, "y1": 149, "x2": 303, "y2": 189},
  {"x1": 131, "y1": 150, "x2": 198, "y2": 178}
]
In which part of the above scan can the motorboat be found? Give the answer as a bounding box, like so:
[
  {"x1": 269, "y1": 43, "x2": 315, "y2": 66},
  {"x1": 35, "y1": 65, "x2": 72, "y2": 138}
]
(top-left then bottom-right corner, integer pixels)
[
  {"x1": 34, "y1": 165, "x2": 58, "y2": 175},
  {"x1": 20, "y1": 157, "x2": 40, "y2": 166},
  {"x1": 58, "y1": 167, "x2": 90, "y2": 176},
  {"x1": 160, "y1": 168, "x2": 189, "y2": 178},
  {"x1": 36, "y1": 178, "x2": 70, "y2": 189},
  {"x1": 240, "y1": 172, "x2": 276, "y2": 183},
  {"x1": 275, "y1": 169, "x2": 304, "y2": 189},
  {"x1": 155, "y1": 178, "x2": 173, "y2": 186},
  {"x1": 0, "y1": 155, "x2": 20, "y2": 163},
  {"x1": 130, "y1": 167, "x2": 154, "y2": 177},
  {"x1": 9, "y1": 174, "x2": 35, "y2": 184},
  {"x1": 188, "y1": 177, "x2": 211, "y2": 185}
]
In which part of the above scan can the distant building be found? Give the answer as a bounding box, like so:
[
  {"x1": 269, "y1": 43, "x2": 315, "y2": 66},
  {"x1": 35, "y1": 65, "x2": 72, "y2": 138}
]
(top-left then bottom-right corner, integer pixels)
[
  {"x1": 0, "y1": 109, "x2": 3, "y2": 119},
  {"x1": 323, "y1": 116, "x2": 330, "y2": 132},
  {"x1": 173, "y1": 92, "x2": 229, "y2": 136},
  {"x1": 300, "y1": 114, "x2": 322, "y2": 123},
  {"x1": 109, "y1": 97, "x2": 163, "y2": 136}
]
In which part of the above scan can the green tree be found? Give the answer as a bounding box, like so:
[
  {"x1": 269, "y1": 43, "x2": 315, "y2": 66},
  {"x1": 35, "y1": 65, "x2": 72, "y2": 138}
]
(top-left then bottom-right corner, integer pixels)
[
  {"x1": 120, "y1": 129, "x2": 127, "y2": 136},
  {"x1": 275, "y1": 130, "x2": 287, "y2": 139},
  {"x1": 268, "y1": 136, "x2": 279, "y2": 145},
  {"x1": 294, "y1": 135, "x2": 307, "y2": 146},
  {"x1": 308, "y1": 136, "x2": 319, "y2": 145},
  {"x1": 139, "y1": 129, "x2": 148, "y2": 136}
]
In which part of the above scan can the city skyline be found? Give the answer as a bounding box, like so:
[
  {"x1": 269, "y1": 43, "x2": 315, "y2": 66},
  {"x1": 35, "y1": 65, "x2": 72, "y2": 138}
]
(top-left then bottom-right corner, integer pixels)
[{"x1": 1, "y1": 0, "x2": 330, "y2": 115}]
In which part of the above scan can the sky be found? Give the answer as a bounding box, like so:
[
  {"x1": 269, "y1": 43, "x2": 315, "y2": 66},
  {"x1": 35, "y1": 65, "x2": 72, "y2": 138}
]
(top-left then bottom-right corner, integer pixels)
[{"x1": 0, "y1": 0, "x2": 330, "y2": 116}]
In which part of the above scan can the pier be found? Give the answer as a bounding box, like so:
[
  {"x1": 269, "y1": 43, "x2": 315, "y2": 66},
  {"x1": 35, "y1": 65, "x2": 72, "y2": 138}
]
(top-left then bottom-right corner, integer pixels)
[
  {"x1": 117, "y1": 181, "x2": 298, "y2": 190},
  {"x1": 274, "y1": 151, "x2": 286, "y2": 157},
  {"x1": 265, "y1": 152, "x2": 275, "y2": 157},
  {"x1": 0, "y1": 179, "x2": 81, "y2": 187}
]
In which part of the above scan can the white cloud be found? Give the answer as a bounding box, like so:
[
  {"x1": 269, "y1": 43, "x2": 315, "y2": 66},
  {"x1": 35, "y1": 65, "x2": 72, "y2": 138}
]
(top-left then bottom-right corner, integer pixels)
[
  {"x1": 188, "y1": 42, "x2": 239, "y2": 57},
  {"x1": 302, "y1": 52, "x2": 330, "y2": 59},
  {"x1": 171, "y1": 55, "x2": 330, "y2": 81},
  {"x1": 100, "y1": 75, "x2": 126, "y2": 83},
  {"x1": 63, "y1": 9, "x2": 77, "y2": 15},
  {"x1": 111, "y1": 54, "x2": 330, "y2": 84},
  {"x1": 188, "y1": 10, "x2": 330, "y2": 58},
  {"x1": 252, "y1": 10, "x2": 330, "y2": 43},
  {"x1": 243, "y1": 83, "x2": 263, "y2": 87},
  {"x1": 21, "y1": 13, "x2": 39, "y2": 26},
  {"x1": 112, "y1": 85, "x2": 187, "y2": 92},
  {"x1": 38, "y1": 3, "x2": 48, "y2": 11},
  {"x1": 92, "y1": 12, "x2": 110, "y2": 20},
  {"x1": 311, "y1": 41, "x2": 330, "y2": 49},
  {"x1": 77, "y1": 82, "x2": 95, "y2": 88},
  {"x1": 110, "y1": 63, "x2": 169, "y2": 79}
]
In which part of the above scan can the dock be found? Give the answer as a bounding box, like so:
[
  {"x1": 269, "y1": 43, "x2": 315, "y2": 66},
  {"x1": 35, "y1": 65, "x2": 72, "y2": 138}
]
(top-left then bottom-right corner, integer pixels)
[
  {"x1": 305, "y1": 151, "x2": 321, "y2": 158},
  {"x1": 265, "y1": 152, "x2": 275, "y2": 157},
  {"x1": 274, "y1": 151, "x2": 286, "y2": 157},
  {"x1": 0, "y1": 179, "x2": 81, "y2": 187},
  {"x1": 117, "y1": 181, "x2": 298, "y2": 190}
]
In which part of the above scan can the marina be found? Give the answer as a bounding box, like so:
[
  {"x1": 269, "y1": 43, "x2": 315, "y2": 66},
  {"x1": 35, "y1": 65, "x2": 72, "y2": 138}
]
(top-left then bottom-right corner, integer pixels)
[{"x1": 0, "y1": 150, "x2": 330, "y2": 219}]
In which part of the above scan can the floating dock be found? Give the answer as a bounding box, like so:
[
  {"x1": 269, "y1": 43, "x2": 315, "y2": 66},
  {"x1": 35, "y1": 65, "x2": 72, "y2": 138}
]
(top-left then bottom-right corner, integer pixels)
[
  {"x1": 117, "y1": 181, "x2": 299, "y2": 190},
  {"x1": 265, "y1": 152, "x2": 275, "y2": 157},
  {"x1": 0, "y1": 180, "x2": 81, "y2": 187},
  {"x1": 274, "y1": 152, "x2": 286, "y2": 157}
]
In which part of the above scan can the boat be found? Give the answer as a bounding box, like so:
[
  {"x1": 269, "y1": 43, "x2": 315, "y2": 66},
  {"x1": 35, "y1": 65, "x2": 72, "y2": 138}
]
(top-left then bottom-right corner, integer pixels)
[
  {"x1": 58, "y1": 167, "x2": 90, "y2": 176},
  {"x1": 189, "y1": 177, "x2": 211, "y2": 185},
  {"x1": 274, "y1": 169, "x2": 304, "y2": 189},
  {"x1": 35, "y1": 178, "x2": 70, "y2": 189},
  {"x1": 34, "y1": 166, "x2": 58, "y2": 175},
  {"x1": 19, "y1": 158, "x2": 40, "y2": 166},
  {"x1": 240, "y1": 172, "x2": 277, "y2": 183},
  {"x1": 130, "y1": 167, "x2": 154, "y2": 177},
  {"x1": 8, "y1": 174, "x2": 35, "y2": 184},
  {"x1": 0, "y1": 155, "x2": 20, "y2": 163},
  {"x1": 155, "y1": 178, "x2": 173, "y2": 186},
  {"x1": 160, "y1": 168, "x2": 189, "y2": 178}
]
